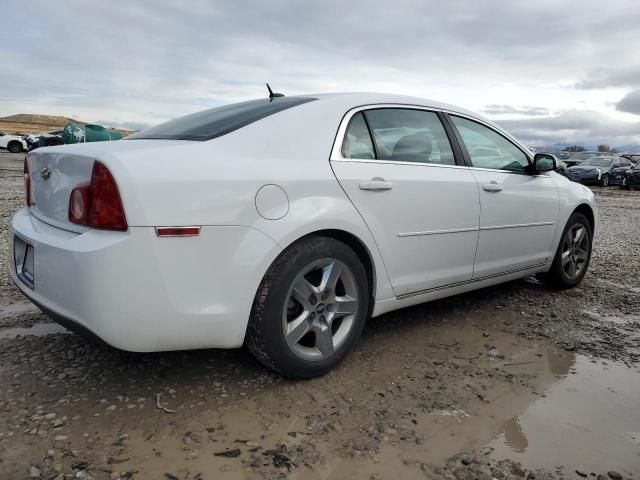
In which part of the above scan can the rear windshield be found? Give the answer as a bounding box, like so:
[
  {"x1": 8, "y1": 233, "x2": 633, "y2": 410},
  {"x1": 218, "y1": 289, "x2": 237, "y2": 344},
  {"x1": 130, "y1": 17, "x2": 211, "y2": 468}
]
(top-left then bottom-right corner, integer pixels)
[{"x1": 127, "y1": 97, "x2": 317, "y2": 141}]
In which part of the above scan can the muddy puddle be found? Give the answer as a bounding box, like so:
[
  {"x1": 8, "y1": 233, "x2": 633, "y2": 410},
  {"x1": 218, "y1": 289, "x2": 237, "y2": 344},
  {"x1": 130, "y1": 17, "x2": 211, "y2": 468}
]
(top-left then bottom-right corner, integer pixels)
[
  {"x1": 489, "y1": 354, "x2": 640, "y2": 474},
  {"x1": 298, "y1": 352, "x2": 640, "y2": 478},
  {"x1": 0, "y1": 322, "x2": 69, "y2": 339},
  {"x1": 0, "y1": 300, "x2": 40, "y2": 318},
  {"x1": 92, "y1": 316, "x2": 640, "y2": 479}
]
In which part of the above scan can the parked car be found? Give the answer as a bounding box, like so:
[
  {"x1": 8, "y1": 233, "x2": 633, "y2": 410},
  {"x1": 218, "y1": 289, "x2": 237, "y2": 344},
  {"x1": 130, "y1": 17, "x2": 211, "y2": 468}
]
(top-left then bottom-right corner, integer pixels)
[
  {"x1": 9, "y1": 92, "x2": 597, "y2": 378},
  {"x1": 564, "y1": 155, "x2": 632, "y2": 186},
  {"x1": 621, "y1": 163, "x2": 640, "y2": 189},
  {"x1": 564, "y1": 151, "x2": 601, "y2": 167},
  {"x1": 620, "y1": 154, "x2": 640, "y2": 166},
  {"x1": 26, "y1": 131, "x2": 64, "y2": 151},
  {"x1": 0, "y1": 131, "x2": 27, "y2": 153}
]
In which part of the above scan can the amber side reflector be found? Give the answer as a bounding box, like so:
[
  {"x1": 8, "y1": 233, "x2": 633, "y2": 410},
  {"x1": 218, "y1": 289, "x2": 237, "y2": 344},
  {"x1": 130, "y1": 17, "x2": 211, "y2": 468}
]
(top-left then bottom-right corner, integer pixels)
[{"x1": 155, "y1": 226, "x2": 200, "y2": 237}]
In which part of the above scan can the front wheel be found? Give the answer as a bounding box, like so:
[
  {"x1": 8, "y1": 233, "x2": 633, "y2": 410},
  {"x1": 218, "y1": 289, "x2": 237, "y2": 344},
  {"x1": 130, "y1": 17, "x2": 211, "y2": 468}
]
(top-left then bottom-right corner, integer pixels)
[
  {"x1": 7, "y1": 141, "x2": 23, "y2": 153},
  {"x1": 246, "y1": 236, "x2": 369, "y2": 378},
  {"x1": 600, "y1": 173, "x2": 610, "y2": 187},
  {"x1": 539, "y1": 212, "x2": 592, "y2": 289}
]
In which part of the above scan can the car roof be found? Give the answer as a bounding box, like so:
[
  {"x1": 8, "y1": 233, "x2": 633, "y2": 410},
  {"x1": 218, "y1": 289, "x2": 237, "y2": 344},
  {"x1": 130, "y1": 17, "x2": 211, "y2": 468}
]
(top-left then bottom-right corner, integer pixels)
[
  {"x1": 289, "y1": 92, "x2": 520, "y2": 144},
  {"x1": 304, "y1": 92, "x2": 483, "y2": 119}
]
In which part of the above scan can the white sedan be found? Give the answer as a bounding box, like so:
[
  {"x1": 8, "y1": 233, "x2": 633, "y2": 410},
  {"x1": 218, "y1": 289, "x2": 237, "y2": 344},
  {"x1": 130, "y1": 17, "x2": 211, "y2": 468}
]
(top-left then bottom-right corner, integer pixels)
[
  {"x1": 0, "y1": 131, "x2": 27, "y2": 153},
  {"x1": 9, "y1": 93, "x2": 596, "y2": 377}
]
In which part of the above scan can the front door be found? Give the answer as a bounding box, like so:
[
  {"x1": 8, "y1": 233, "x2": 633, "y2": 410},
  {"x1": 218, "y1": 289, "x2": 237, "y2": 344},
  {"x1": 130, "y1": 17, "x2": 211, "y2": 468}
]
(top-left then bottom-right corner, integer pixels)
[
  {"x1": 448, "y1": 114, "x2": 560, "y2": 278},
  {"x1": 611, "y1": 157, "x2": 631, "y2": 184},
  {"x1": 330, "y1": 108, "x2": 480, "y2": 297}
]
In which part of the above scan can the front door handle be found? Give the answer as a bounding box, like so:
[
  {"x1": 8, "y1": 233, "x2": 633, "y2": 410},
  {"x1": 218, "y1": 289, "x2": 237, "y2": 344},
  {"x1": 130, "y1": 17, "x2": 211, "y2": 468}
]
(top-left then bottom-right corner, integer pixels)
[
  {"x1": 482, "y1": 182, "x2": 503, "y2": 193},
  {"x1": 360, "y1": 178, "x2": 393, "y2": 191}
]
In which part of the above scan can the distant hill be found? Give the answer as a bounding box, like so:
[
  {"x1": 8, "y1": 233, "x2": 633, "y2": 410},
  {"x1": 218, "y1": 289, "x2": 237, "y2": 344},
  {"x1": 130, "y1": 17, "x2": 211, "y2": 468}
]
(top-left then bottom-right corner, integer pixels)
[{"x1": 0, "y1": 114, "x2": 133, "y2": 137}]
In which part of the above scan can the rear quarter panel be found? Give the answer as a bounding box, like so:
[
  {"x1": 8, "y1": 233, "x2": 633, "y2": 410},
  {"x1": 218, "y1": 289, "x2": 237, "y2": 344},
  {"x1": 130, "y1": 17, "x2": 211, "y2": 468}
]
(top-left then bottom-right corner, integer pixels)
[{"x1": 95, "y1": 102, "x2": 396, "y2": 302}]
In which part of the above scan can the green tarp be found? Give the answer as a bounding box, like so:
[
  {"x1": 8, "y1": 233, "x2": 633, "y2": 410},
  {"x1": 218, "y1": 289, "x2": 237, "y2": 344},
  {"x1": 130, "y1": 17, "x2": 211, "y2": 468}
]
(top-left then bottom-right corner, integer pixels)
[{"x1": 61, "y1": 123, "x2": 123, "y2": 144}]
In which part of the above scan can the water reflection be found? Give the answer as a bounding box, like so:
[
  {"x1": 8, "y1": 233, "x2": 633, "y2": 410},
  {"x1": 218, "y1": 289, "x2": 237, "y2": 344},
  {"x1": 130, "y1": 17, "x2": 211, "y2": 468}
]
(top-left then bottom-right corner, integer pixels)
[
  {"x1": 490, "y1": 351, "x2": 640, "y2": 473},
  {"x1": 502, "y1": 416, "x2": 528, "y2": 453},
  {"x1": 546, "y1": 348, "x2": 575, "y2": 376},
  {"x1": 497, "y1": 349, "x2": 574, "y2": 455}
]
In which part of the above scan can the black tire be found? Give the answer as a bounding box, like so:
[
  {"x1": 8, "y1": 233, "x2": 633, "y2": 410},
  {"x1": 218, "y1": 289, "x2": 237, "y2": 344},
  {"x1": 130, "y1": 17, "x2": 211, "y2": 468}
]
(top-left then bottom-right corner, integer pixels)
[
  {"x1": 246, "y1": 236, "x2": 369, "y2": 378},
  {"x1": 600, "y1": 173, "x2": 610, "y2": 187},
  {"x1": 539, "y1": 212, "x2": 592, "y2": 289},
  {"x1": 7, "y1": 141, "x2": 23, "y2": 153}
]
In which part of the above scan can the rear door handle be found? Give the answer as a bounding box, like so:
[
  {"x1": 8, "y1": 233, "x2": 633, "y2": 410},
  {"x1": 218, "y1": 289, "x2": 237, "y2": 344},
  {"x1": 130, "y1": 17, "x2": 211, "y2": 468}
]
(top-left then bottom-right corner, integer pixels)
[
  {"x1": 482, "y1": 182, "x2": 503, "y2": 193},
  {"x1": 359, "y1": 178, "x2": 393, "y2": 191}
]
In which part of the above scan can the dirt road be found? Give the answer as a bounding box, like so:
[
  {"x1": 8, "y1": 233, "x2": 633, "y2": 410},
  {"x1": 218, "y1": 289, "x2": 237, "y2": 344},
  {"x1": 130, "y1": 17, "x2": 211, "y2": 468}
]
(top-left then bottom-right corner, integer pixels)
[{"x1": 1, "y1": 151, "x2": 639, "y2": 479}]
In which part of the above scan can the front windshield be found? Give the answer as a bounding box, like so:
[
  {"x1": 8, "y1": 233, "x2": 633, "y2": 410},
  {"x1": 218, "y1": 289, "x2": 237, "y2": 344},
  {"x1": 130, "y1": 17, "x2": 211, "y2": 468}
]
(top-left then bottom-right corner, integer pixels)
[{"x1": 581, "y1": 157, "x2": 613, "y2": 167}]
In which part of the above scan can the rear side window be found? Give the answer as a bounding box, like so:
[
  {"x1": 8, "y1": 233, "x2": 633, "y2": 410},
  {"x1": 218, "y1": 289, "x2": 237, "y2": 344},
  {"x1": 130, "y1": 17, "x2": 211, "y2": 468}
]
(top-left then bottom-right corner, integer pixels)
[
  {"x1": 342, "y1": 112, "x2": 375, "y2": 159},
  {"x1": 366, "y1": 109, "x2": 455, "y2": 165},
  {"x1": 127, "y1": 97, "x2": 317, "y2": 141},
  {"x1": 450, "y1": 116, "x2": 529, "y2": 172},
  {"x1": 341, "y1": 108, "x2": 456, "y2": 165}
]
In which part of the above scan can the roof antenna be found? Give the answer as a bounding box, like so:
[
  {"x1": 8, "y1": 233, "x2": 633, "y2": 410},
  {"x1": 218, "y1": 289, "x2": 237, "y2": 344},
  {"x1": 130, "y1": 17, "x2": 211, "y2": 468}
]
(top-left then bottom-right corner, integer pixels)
[{"x1": 266, "y1": 83, "x2": 284, "y2": 101}]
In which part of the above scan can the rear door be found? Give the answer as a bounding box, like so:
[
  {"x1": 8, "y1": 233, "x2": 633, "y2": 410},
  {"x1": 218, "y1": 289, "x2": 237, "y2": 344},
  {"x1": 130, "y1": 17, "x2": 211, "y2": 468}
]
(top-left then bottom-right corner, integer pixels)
[
  {"x1": 447, "y1": 114, "x2": 559, "y2": 278},
  {"x1": 330, "y1": 107, "x2": 480, "y2": 297}
]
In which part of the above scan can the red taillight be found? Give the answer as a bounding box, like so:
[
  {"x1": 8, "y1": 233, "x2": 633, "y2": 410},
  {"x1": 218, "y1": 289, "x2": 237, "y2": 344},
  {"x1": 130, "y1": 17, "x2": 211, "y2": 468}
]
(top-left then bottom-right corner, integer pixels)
[
  {"x1": 68, "y1": 161, "x2": 127, "y2": 231},
  {"x1": 24, "y1": 158, "x2": 31, "y2": 206},
  {"x1": 88, "y1": 162, "x2": 127, "y2": 230}
]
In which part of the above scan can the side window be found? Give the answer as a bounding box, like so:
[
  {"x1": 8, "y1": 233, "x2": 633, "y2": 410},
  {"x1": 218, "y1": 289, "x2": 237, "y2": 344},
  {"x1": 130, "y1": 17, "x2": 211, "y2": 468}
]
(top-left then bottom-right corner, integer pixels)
[
  {"x1": 363, "y1": 109, "x2": 455, "y2": 165},
  {"x1": 450, "y1": 116, "x2": 529, "y2": 172},
  {"x1": 341, "y1": 112, "x2": 375, "y2": 160}
]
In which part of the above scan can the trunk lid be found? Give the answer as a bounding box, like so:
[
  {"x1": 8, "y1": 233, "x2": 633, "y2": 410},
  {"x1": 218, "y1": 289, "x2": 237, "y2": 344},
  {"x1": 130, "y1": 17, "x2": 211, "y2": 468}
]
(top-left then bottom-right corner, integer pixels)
[
  {"x1": 28, "y1": 149, "x2": 94, "y2": 231},
  {"x1": 26, "y1": 140, "x2": 188, "y2": 231}
]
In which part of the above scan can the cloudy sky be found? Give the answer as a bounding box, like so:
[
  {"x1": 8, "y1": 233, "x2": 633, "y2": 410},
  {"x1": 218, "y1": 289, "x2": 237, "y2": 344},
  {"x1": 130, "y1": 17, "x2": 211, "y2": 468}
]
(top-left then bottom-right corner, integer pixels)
[{"x1": 1, "y1": 0, "x2": 639, "y2": 148}]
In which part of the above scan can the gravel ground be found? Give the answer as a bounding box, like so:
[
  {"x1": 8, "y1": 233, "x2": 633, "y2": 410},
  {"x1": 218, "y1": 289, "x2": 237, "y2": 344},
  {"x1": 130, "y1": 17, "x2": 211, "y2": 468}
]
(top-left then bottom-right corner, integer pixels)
[{"x1": 1, "y1": 150, "x2": 639, "y2": 479}]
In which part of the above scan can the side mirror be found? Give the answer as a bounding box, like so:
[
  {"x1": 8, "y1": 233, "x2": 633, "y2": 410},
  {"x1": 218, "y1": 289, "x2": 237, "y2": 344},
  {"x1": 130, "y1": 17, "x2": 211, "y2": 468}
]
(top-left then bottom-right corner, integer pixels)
[{"x1": 531, "y1": 153, "x2": 557, "y2": 173}]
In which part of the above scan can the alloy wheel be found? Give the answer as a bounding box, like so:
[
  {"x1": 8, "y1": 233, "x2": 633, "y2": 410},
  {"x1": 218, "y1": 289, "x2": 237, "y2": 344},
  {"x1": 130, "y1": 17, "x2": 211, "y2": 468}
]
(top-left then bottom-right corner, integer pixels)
[
  {"x1": 561, "y1": 223, "x2": 589, "y2": 280},
  {"x1": 282, "y1": 258, "x2": 359, "y2": 361}
]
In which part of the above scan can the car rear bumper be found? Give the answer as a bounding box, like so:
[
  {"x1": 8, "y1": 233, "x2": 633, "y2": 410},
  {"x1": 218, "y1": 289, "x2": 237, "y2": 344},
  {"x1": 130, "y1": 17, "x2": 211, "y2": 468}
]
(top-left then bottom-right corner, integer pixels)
[{"x1": 8, "y1": 208, "x2": 281, "y2": 351}]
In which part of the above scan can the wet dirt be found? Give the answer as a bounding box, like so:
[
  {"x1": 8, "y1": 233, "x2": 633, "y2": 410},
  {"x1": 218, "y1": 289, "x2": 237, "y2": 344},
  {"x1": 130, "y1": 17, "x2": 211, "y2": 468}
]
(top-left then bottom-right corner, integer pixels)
[
  {"x1": 0, "y1": 322, "x2": 69, "y2": 340},
  {"x1": 1, "y1": 151, "x2": 640, "y2": 479}
]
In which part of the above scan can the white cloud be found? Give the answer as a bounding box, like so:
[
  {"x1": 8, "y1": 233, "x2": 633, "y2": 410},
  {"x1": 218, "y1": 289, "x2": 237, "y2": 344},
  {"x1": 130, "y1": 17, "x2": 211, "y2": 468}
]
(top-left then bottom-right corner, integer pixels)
[{"x1": 1, "y1": 0, "x2": 639, "y2": 145}]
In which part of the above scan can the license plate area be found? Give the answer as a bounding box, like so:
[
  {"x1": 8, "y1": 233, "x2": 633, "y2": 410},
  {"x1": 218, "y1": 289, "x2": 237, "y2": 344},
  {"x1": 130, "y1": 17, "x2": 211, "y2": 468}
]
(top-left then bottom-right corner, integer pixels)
[{"x1": 13, "y1": 236, "x2": 35, "y2": 289}]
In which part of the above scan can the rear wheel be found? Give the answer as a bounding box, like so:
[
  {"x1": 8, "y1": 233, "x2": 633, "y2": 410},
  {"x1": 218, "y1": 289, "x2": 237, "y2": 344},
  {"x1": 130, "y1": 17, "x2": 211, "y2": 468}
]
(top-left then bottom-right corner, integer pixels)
[
  {"x1": 246, "y1": 236, "x2": 369, "y2": 378},
  {"x1": 7, "y1": 141, "x2": 23, "y2": 153},
  {"x1": 539, "y1": 212, "x2": 592, "y2": 289},
  {"x1": 600, "y1": 173, "x2": 610, "y2": 187}
]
